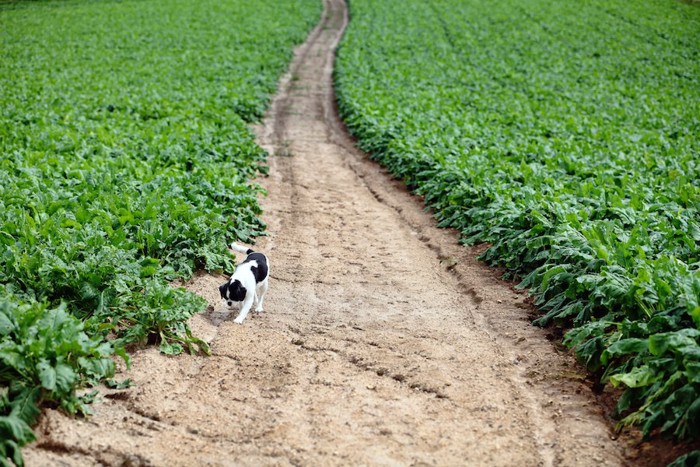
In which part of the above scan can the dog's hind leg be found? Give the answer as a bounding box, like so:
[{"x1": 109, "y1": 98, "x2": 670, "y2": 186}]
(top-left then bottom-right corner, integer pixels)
[{"x1": 255, "y1": 279, "x2": 268, "y2": 313}]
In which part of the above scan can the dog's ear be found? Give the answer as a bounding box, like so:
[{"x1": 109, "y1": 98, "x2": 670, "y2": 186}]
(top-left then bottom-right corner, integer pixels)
[
  {"x1": 230, "y1": 280, "x2": 247, "y2": 301},
  {"x1": 219, "y1": 283, "x2": 228, "y2": 299}
]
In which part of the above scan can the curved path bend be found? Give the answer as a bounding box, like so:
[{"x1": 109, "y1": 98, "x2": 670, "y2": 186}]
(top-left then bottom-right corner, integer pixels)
[{"x1": 27, "y1": 0, "x2": 632, "y2": 465}]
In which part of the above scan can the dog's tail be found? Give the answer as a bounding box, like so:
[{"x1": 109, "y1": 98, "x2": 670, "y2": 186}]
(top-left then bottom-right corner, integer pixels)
[{"x1": 230, "y1": 242, "x2": 255, "y2": 255}]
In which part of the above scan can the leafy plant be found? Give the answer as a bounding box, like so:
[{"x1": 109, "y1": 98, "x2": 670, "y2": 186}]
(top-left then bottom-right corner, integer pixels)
[{"x1": 0, "y1": 289, "x2": 119, "y2": 466}]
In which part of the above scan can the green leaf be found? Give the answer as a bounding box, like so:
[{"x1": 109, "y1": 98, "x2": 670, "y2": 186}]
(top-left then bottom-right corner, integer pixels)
[
  {"x1": 667, "y1": 450, "x2": 700, "y2": 467},
  {"x1": 37, "y1": 359, "x2": 57, "y2": 392},
  {"x1": 610, "y1": 365, "x2": 661, "y2": 388},
  {"x1": 0, "y1": 311, "x2": 14, "y2": 336},
  {"x1": 105, "y1": 378, "x2": 132, "y2": 390},
  {"x1": 602, "y1": 337, "x2": 648, "y2": 365},
  {"x1": 55, "y1": 363, "x2": 78, "y2": 393},
  {"x1": 0, "y1": 415, "x2": 35, "y2": 445},
  {"x1": 159, "y1": 341, "x2": 183, "y2": 355},
  {"x1": 649, "y1": 330, "x2": 700, "y2": 356},
  {"x1": 9, "y1": 387, "x2": 41, "y2": 426},
  {"x1": 685, "y1": 361, "x2": 700, "y2": 384}
]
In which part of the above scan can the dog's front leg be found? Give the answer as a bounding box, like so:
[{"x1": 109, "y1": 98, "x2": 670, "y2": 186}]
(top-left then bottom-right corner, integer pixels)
[{"x1": 233, "y1": 294, "x2": 255, "y2": 324}]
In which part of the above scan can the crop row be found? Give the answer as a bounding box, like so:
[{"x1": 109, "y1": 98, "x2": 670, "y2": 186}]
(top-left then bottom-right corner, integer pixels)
[
  {"x1": 335, "y1": 0, "x2": 700, "y2": 457},
  {"x1": 0, "y1": 0, "x2": 320, "y2": 463}
]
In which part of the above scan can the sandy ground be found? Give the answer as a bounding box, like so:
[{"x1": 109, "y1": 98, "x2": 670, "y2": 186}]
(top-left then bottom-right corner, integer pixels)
[{"x1": 25, "y1": 0, "x2": 637, "y2": 465}]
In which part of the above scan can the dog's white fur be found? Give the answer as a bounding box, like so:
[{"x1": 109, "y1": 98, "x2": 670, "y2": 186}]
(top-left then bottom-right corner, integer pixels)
[{"x1": 223, "y1": 243, "x2": 269, "y2": 324}]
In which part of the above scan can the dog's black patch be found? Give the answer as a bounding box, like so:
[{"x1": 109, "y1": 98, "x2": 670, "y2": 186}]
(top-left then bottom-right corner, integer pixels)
[{"x1": 242, "y1": 252, "x2": 268, "y2": 283}]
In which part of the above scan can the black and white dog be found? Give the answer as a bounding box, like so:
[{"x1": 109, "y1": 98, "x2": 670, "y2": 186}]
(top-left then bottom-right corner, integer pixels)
[{"x1": 219, "y1": 243, "x2": 269, "y2": 324}]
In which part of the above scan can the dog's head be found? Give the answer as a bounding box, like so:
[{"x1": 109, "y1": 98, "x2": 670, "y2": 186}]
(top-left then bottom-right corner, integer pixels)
[{"x1": 219, "y1": 279, "x2": 247, "y2": 307}]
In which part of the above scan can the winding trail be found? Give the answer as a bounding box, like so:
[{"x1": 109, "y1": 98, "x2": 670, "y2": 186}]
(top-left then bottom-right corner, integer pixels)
[{"x1": 26, "y1": 0, "x2": 633, "y2": 465}]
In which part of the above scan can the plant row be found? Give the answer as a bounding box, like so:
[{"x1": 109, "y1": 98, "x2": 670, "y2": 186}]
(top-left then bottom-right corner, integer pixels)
[
  {"x1": 335, "y1": 0, "x2": 700, "y2": 455},
  {"x1": 0, "y1": 0, "x2": 320, "y2": 464}
]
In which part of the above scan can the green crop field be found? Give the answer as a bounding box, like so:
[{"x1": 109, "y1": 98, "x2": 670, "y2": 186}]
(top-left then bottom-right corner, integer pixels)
[
  {"x1": 335, "y1": 0, "x2": 700, "y2": 456},
  {"x1": 0, "y1": 0, "x2": 320, "y2": 463}
]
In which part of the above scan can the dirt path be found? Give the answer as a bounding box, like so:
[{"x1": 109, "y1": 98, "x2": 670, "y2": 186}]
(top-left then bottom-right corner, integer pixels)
[{"x1": 26, "y1": 0, "x2": 633, "y2": 465}]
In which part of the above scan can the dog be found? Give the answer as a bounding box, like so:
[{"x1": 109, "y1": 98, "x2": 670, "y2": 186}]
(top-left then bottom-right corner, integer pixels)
[{"x1": 219, "y1": 243, "x2": 269, "y2": 324}]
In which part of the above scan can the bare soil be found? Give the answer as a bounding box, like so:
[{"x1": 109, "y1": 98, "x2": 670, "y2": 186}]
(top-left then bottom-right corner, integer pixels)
[{"x1": 25, "y1": 0, "x2": 640, "y2": 465}]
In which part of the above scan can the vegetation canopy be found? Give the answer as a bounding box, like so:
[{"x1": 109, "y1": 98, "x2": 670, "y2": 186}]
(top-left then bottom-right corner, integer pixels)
[{"x1": 335, "y1": 0, "x2": 700, "y2": 452}]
